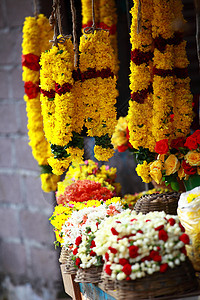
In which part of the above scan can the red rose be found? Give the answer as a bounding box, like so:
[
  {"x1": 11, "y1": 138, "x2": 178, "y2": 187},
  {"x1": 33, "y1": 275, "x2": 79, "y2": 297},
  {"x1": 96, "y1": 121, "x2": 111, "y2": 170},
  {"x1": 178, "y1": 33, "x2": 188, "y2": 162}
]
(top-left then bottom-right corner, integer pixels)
[
  {"x1": 119, "y1": 258, "x2": 129, "y2": 266},
  {"x1": 73, "y1": 248, "x2": 78, "y2": 255},
  {"x1": 158, "y1": 229, "x2": 168, "y2": 242},
  {"x1": 75, "y1": 236, "x2": 82, "y2": 246},
  {"x1": 75, "y1": 257, "x2": 81, "y2": 266},
  {"x1": 155, "y1": 225, "x2": 164, "y2": 231},
  {"x1": 90, "y1": 250, "x2": 96, "y2": 256},
  {"x1": 180, "y1": 246, "x2": 187, "y2": 255},
  {"x1": 170, "y1": 137, "x2": 185, "y2": 150},
  {"x1": 117, "y1": 145, "x2": 128, "y2": 152},
  {"x1": 182, "y1": 160, "x2": 197, "y2": 175},
  {"x1": 137, "y1": 230, "x2": 143, "y2": 234},
  {"x1": 22, "y1": 53, "x2": 40, "y2": 71},
  {"x1": 105, "y1": 264, "x2": 112, "y2": 275},
  {"x1": 111, "y1": 227, "x2": 119, "y2": 236},
  {"x1": 193, "y1": 130, "x2": 200, "y2": 144},
  {"x1": 24, "y1": 81, "x2": 40, "y2": 99},
  {"x1": 122, "y1": 264, "x2": 132, "y2": 276},
  {"x1": 129, "y1": 245, "x2": 139, "y2": 258},
  {"x1": 179, "y1": 222, "x2": 185, "y2": 232},
  {"x1": 108, "y1": 246, "x2": 118, "y2": 254},
  {"x1": 168, "y1": 218, "x2": 175, "y2": 226},
  {"x1": 184, "y1": 136, "x2": 198, "y2": 150},
  {"x1": 90, "y1": 240, "x2": 96, "y2": 248},
  {"x1": 155, "y1": 139, "x2": 169, "y2": 154},
  {"x1": 179, "y1": 233, "x2": 190, "y2": 245},
  {"x1": 141, "y1": 256, "x2": 151, "y2": 262},
  {"x1": 160, "y1": 263, "x2": 168, "y2": 273},
  {"x1": 149, "y1": 250, "x2": 161, "y2": 262},
  {"x1": 105, "y1": 252, "x2": 109, "y2": 261}
]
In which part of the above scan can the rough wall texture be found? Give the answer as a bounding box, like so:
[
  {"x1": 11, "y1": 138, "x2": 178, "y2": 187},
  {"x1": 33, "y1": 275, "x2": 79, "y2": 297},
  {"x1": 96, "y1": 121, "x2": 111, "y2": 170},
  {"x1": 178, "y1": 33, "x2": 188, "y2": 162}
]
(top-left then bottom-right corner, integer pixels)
[{"x1": 0, "y1": 0, "x2": 62, "y2": 299}]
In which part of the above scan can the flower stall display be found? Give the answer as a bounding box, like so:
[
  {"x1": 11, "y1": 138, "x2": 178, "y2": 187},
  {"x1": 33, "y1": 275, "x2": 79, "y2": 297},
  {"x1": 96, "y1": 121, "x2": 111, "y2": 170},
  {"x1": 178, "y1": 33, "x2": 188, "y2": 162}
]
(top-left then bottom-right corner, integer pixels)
[
  {"x1": 22, "y1": 15, "x2": 60, "y2": 192},
  {"x1": 178, "y1": 186, "x2": 200, "y2": 271},
  {"x1": 56, "y1": 159, "x2": 121, "y2": 198}
]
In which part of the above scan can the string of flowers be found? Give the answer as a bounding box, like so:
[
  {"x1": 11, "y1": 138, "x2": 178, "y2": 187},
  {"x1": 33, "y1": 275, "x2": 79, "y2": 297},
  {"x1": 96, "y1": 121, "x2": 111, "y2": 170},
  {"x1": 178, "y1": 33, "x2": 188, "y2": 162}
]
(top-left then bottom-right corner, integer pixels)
[
  {"x1": 127, "y1": 0, "x2": 155, "y2": 152},
  {"x1": 22, "y1": 14, "x2": 60, "y2": 192},
  {"x1": 40, "y1": 37, "x2": 85, "y2": 175},
  {"x1": 79, "y1": 30, "x2": 118, "y2": 161},
  {"x1": 172, "y1": 0, "x2": 193, "y2": 139}
]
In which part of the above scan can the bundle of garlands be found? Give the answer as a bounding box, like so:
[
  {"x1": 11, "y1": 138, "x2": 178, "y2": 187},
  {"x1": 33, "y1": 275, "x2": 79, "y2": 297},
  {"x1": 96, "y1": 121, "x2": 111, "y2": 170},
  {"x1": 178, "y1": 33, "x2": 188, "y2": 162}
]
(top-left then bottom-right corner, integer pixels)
[
  {"x1": 22, "y1": 14, "x2": 60, "y2": 192},
  {"x1": 124, "y1": 0, "x2": 195, "y2": 190},
  {"x1": 40, "y1": 1, "x2": 118, "y2": 176}
]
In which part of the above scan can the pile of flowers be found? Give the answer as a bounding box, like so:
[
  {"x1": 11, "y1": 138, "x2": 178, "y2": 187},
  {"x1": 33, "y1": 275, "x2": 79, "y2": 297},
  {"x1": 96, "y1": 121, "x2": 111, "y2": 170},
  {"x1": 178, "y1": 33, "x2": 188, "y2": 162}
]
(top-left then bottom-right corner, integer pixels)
[
  {"x1": 61, "y1": 199, "x2": 125, "y2": 269},
  {"x1": 135, "y1": 130, "x2": 200, "y2": 191},
  {"x1": 50, "y1": 176, "x2": 126, "y2": 246},
  {"x1": 56, "y1": 159, "x2": 121, "y2": 198},
  {"x1": 94, "y1": 211, "x2": 189, "y2": 281}
]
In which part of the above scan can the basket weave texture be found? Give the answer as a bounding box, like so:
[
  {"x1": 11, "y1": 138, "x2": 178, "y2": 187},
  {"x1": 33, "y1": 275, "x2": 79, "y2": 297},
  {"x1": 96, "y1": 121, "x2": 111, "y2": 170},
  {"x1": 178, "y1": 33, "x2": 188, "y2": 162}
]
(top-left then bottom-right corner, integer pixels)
[
  {"x1": 100, "y1": 269, "x2": 116, "y2": 291},
  {"x1": 59, "y1": 248, "x2": 77, "y2": 275},
  {"x1": 115, "y1": 258, "x2": 198, "y2": 300},
  {"x1": 134, "y1": 192, "x2": 180, "y2": 215},
  {"x1": 74, "y1": 266, "x2": 103, "y2": 283}
]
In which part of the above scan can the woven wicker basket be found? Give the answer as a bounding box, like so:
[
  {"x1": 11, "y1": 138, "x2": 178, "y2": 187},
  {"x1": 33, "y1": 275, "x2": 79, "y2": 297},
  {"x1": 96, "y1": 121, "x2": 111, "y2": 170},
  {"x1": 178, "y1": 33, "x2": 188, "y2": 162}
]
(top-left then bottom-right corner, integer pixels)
[
  {"x1": 115, "y1": 258, "x2": 198, "y2": 300},
  {"x1": 100, "y1": 269, "x2": 116, "y2": 291},
  {"x1": 74, "y1": 266, "x2": 103, "y2": 283},
  {"x1": 59, "y1": 248, "x2": 77, "y2": 275},
  {"x1": 134, "y1": 192, "x2": 180, "y2": 215}
]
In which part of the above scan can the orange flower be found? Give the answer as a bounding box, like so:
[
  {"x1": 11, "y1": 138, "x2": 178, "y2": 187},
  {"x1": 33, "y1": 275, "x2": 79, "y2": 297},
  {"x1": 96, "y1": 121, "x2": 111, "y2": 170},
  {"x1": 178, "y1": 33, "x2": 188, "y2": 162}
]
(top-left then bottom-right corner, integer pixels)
[{"x1": 164, "y1": 154, "x2": 180, "y2": 176}]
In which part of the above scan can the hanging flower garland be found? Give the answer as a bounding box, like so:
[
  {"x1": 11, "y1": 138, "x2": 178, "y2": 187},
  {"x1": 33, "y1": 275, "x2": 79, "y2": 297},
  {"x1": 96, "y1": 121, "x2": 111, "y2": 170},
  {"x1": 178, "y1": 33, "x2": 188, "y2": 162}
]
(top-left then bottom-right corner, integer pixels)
[
  {"x1": 79, "y1": 30, "x2": 117, "y2": 161},
  {"x1": 40, "y1": 38, "x2": 84, "y2": 175},
  {"x1": 22, "y1": 14, "x2": 60, "y2": 192},
  {"x1": 127, "y1": 0, "x2": 155, "y2": 152},
  {"x1": 172, "y1": 0, "x2": 193, "y2": 138}
]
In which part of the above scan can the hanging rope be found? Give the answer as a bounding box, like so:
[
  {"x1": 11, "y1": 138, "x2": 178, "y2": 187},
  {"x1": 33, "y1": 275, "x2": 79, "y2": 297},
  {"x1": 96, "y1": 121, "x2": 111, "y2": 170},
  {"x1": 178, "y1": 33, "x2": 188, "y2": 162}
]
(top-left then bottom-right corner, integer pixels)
[
  {"x1": 49, "y1": 0, "x2": 71, "y2": 47},
  {"x1": 70, "y1": 0, "x2": 79, "y2": 67},
  {"x1": 83, "y1": 0, "x2": 108, "y2": 34},
  {"x1": 33, "y1": 0, "x2": 38, "y2": 18}
]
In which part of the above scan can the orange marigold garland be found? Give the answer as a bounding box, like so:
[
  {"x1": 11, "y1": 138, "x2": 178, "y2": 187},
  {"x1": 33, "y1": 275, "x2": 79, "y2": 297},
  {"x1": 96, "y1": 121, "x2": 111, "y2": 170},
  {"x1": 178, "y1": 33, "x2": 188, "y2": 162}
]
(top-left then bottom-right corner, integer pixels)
[{"x1": 22, "y1": 14, "x2": 60, "y2": 192}]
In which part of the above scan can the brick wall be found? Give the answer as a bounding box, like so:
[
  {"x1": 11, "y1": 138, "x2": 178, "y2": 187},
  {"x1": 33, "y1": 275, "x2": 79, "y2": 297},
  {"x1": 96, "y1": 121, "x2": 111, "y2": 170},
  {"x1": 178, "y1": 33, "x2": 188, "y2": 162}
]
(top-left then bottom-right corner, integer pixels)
[{"x1": 0, "y1": 0, "x2": 61, "y2": 299}]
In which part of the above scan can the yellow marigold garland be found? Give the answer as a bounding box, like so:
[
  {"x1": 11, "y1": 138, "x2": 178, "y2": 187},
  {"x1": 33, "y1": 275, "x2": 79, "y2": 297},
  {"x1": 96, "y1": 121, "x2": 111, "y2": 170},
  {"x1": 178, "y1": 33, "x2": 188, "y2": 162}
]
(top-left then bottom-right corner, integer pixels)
[
  {"x1": 22, "y1": 14, "x2": 60, "y2": 192},
  {"x1": 79, "y1": 30, "x2": 117, "y2": 161},
  {"x1": 172, "y1": 0, "x2": 193, "y2": 138},
  {"x1": 127, "y1": 0, "x2": 155, "y2": 152}
]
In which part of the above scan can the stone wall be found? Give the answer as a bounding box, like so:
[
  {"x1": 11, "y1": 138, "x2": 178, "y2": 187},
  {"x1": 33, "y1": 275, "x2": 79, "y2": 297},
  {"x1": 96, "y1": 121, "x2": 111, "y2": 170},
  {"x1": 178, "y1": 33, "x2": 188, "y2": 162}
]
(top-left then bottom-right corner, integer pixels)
[{"x1": 0, "y1": 1, "x2": 62, "y2": 299}]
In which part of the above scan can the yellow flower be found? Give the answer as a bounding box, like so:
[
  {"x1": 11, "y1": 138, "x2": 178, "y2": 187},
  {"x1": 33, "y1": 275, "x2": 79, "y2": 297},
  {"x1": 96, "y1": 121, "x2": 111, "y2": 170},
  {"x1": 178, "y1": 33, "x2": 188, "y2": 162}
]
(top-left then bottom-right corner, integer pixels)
[
  {"x1": 150, "y1": 160, "x2": 163, "y2": 184},
  {"x1": 40, "y1": 173, "x2": 60, "y2": 193},
  {"x1": 136, "y1": 161, "x2": 151, "y2": 183},
  {"x1": 164, "y1": 154, "x2": 180, "y2": 176},
  {"x1": 48, "y1": 156, "x2": 71, "y2": 176},
  {"x1": 185, "y1": 151, "x2": 200, "y2": 167},
  {"x1": 111, "y1": 117, "x2": 128, "y2": 149},
  {"x1": 94, "y1": 145, "x2": 115, "y2": 162},
  {"x1": 187, "y1": 193, "x2": 200, "y2": 203}
]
